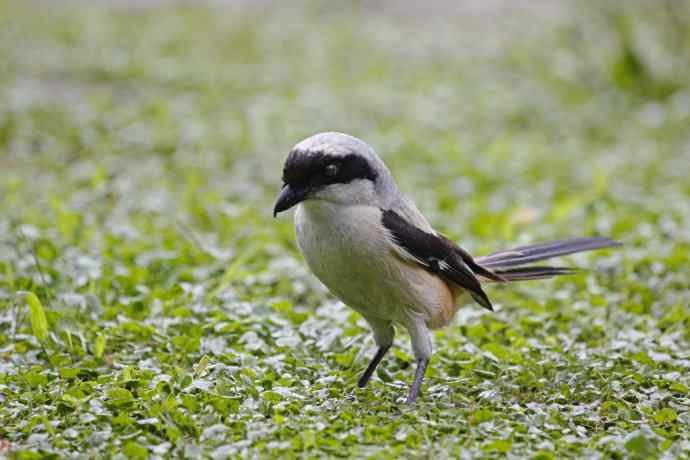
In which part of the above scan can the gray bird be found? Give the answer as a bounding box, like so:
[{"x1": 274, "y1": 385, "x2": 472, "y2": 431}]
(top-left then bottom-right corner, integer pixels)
[{"x1": 273, "y1": 132, "x2": 620, "y2": 404}]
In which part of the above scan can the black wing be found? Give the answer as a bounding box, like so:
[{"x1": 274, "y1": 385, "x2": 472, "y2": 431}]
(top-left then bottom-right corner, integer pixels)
[{"x1": 381, "y1": 209, "x2": 499, "y2": 311}]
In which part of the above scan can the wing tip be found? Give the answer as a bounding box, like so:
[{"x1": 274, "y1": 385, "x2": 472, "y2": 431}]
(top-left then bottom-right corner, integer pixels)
[{"x1": 470, "y1": 291, "x2": 494, "y2": 312}]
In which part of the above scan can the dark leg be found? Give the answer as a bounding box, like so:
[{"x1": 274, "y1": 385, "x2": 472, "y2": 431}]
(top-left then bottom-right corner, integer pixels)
[
  {"x1": 358, "y1": 316, "x2": 394, "y2": 389},
  {"x1": 357, "y1": 345, "x2": 391, "y2": 388},
  {"x1": 405, "y1": 358, "x2": 429, "y2": 404}
]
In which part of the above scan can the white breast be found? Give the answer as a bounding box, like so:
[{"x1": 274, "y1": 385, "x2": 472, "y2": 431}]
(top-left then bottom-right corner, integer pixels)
[{"x1": 294, "y1": 201, "x2": 456, "y2": 326}]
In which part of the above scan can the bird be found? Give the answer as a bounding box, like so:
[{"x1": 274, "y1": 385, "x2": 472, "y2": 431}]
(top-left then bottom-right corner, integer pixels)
[{"x1": 273, "y1": 132, "x2": 620, "y2": 404}]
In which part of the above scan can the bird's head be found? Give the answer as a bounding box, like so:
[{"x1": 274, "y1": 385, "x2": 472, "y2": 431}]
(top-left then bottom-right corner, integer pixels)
[{"x1": 273, "y1": 132, "x2": 394, "y2": 216}]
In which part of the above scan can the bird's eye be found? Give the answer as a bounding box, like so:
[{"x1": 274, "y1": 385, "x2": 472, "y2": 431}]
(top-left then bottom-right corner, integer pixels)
[{"x1": 324, "y1": 163, "x2": 339, "y2": 177}]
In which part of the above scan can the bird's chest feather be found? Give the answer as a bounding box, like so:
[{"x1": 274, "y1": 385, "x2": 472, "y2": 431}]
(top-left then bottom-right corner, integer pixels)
[{"x1": 294, "y1": 203, "x2": 401, "y2": 316}]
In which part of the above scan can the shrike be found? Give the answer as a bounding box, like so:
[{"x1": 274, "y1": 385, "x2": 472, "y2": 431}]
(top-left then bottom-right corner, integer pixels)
[{"x1": 273, "y1": 132, "x2": 620, "y2": 404}]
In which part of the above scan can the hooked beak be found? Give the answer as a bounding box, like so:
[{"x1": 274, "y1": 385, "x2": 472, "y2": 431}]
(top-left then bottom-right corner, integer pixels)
[{"x1": 273, "y1": 184, "x2": 308, "y2": 217}]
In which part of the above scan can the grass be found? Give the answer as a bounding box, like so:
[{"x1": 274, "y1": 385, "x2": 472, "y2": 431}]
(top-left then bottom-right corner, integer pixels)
[{"x1": 1, "y1": 0, "x2": 689, "y2": 458}]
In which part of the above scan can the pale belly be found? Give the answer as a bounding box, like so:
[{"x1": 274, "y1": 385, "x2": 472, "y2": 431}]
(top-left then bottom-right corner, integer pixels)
[{"x1": 295, "y1": 202, "x2": 461, "y2": 328}]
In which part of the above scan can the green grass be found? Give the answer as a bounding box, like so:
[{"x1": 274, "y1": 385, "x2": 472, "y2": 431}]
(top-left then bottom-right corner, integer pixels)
[{"x1": 1, "y1": 1, "x2": 689, "y2": 458}]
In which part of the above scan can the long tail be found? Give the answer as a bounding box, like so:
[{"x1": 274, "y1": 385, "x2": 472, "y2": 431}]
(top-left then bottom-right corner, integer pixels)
[{"x1": 475, "y1": 237, "x2": 621, "y2": 282}]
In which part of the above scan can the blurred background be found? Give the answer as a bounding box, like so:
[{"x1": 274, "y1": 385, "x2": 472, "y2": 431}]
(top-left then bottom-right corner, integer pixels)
[
  {"x1": 1, "y1": 0, "x2": 689, "y2": 458},
  {"x1": 2, "y1": 0, "x2": 690, "y2": 242}
]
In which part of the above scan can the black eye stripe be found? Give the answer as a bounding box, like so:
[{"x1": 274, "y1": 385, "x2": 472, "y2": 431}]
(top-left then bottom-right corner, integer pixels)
[{"x1": 282, "y1": 150, "x2": 378, "y2": 187}]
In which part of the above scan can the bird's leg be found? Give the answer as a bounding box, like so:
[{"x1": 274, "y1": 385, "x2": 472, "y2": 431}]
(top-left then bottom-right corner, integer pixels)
[
  {"x1": 358, "y1": 316, "x2": 394, "y2": 388},
  {"x1": 404, "y1": 318, "x2": 433, "y2": 405},
  {"x1": 405, "y1": 358, "x2": 429, "y2": 404},
  {"x1": 357, "y1": 345, "x2": 391, "y2": 388}
]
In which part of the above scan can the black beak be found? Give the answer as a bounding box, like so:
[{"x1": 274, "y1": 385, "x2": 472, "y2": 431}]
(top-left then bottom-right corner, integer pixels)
[{"x1": 273, "y1": 184, "x2": 308, "y2": 217}]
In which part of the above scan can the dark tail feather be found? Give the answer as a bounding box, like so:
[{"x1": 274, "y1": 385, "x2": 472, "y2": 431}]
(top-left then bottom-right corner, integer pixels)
[
  {"x1": 493, "y1": 266, "x2": 579, "y2": 281},
  {"x1": 476, "y1": 237, "x2": 621, "y2": 269},
  {"x1": 475, "y1": 236, "x2": 621, "y2": 282}
]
